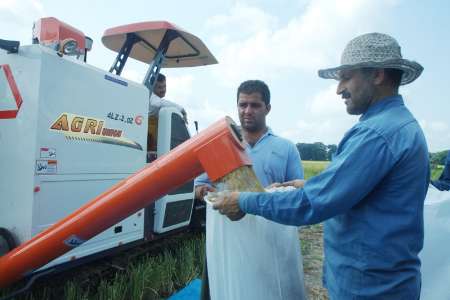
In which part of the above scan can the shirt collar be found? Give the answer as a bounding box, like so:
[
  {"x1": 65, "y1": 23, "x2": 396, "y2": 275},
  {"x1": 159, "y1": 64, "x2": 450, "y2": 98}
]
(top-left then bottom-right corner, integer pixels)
[
  {"x1": 246, "y1": 127, "x2": 274, "y2": 148},
  {"x1": 360, "y1": 94, "x2": 404, "y2": 121}
]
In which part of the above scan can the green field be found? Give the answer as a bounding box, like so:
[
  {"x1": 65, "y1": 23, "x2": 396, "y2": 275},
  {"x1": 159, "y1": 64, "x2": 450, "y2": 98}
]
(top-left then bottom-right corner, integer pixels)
[
  {"x1": 431, "y1": 164, "x2": 444, "y2": 181},
  {"x1": 1, "y1": 235, "x2": 206, "y2": 300},
  {"x1": 300, "y1": 161, "x2": 329, "y2": 299},
  {"x1": 1, "y1": 161, "x2": 440, "y2": 300},
  {"x1": 302, "y1": 161, "x2": 329, "y2": 179}
]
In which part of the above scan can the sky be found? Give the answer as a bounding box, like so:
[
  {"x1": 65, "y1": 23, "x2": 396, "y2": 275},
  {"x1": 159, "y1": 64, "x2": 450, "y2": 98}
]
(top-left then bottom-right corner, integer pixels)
[{"x1": 1, "y1": 0, "x2": 449, "y2": 152}]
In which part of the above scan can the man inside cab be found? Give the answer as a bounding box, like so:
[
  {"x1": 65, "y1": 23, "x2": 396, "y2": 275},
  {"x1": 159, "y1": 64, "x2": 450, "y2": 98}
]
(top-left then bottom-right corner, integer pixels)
[{"x1": 149, "y1": 73, "x2": 187, "y2": 123}]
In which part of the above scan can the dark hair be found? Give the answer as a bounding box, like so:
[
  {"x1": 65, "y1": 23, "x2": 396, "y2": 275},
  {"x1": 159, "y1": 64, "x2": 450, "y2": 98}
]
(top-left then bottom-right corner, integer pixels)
[
  {"x1": 237, "y1": 80, "x2": 270, "y2": 105},
  {"x1": 157, "y1": 73, "x2": 166, "y2": 82},
  {"x1": 360, "y1": 67, "x2": 403, "y2": 88},
  {"x1": 384, "y1": 68, "x2": 403, "y2": 88}
]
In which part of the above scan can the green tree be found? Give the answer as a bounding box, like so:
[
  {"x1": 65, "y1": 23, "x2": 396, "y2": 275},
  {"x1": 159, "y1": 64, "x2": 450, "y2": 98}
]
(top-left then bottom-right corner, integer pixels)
[
  {"x1": 297, "y1": 142, "x2": 336, "y2": 161},
  {"x1": 430, "y1": 150, "x2": 449, "y2": 165},
  {"x1": 327, "y1": 144, "x2": 338, "y2": 160}
]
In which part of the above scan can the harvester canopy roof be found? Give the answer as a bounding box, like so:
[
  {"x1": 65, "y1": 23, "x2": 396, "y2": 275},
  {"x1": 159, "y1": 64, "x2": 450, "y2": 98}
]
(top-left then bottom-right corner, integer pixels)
[{"x1": 102, "y1": 21, "x2": 218, "y2": 68}]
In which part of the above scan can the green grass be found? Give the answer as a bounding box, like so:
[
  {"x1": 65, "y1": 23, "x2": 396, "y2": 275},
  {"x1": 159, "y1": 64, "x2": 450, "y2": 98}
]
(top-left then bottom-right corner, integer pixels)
[
  {"x1": 1, "y1": 235, "x2": 205, "y2": 300},
  {"x1": 302, "y1": 161, "x2": 329, "y2": 179},
  {"x1": 431, "y1": 164, "x2": 444, "y2": 181},
  {"x1": 303, "y1": 161, "x2": 442, "y2": 182}
]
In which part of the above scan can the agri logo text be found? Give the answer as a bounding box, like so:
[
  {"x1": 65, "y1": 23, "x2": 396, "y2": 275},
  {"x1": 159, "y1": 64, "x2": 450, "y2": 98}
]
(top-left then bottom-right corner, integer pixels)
[{"x1": 50, "y1": 113, "x2": 143, "y2": 150}]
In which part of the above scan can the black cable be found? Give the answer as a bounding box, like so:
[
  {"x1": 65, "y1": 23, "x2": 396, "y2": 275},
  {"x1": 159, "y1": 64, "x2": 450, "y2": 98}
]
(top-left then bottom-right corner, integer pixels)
[{"x1": 0, "y1": 268, "x2": 55, "y2": 300}]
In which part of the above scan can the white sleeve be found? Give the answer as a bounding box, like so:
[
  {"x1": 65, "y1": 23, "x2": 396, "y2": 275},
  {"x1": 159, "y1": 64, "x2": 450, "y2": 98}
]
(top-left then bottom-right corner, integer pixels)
[
  {"x1": 159, "y1": 98, "x2": 185, "y2": 113},
  {"x1": 149, "y1": 94, "x2": 163, "y2": 115},
  {"x1": 149, "y1": 94, "x2": 185, "y2": 116}
]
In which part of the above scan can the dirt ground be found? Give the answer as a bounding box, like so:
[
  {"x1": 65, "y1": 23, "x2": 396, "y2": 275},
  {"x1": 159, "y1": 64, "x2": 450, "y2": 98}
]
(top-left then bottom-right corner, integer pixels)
[{"x1": 299, "y1": 224, "x2": 329, "y2": 300}]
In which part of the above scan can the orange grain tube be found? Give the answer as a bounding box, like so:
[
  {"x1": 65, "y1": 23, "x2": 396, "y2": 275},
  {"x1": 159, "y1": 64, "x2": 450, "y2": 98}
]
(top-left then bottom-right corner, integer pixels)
[{"x1": 0, "y1": 117, "x2": 250, "y2": 288}]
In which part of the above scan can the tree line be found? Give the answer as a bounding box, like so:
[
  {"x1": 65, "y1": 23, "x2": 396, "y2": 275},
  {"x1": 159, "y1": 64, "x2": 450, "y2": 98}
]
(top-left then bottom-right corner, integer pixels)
[
  {"x1": 430, "y1": 150, "x2": 449, "y2": 165},
  {"x1": 297, "y1": 143, "x2": 448, "y2": 164},
  {"x1": 296, "y1": 142, "x2": 337, "y2": 161}
]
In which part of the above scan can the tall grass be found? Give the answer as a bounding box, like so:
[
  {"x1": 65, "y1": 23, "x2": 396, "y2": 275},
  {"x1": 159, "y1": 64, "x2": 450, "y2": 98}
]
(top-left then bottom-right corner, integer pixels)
[
  {"x1": 1, "y1": 235, "x2": 205, "y2": 300},
  {"x1": 431, "y1": 164, "x2": 444, "y2": 181},
  {"x1": 302, "y1": 161, "x2": 329, "y2": 179},
  {"x1": 75, "y1": 236, "x2": 206, "y2": 300},
  {"x1": 303, "y1": 161, "x2": 442, "y2": 181}
]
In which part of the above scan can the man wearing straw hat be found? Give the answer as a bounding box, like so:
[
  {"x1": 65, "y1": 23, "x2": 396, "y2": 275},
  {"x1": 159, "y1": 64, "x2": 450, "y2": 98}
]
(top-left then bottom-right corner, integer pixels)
[{"x1": 213, "y1": 33, "x2": 430, "y2": 299}]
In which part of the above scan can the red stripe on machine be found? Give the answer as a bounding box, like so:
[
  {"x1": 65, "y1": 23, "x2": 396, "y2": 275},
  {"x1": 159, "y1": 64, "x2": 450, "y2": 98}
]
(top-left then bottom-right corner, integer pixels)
[{"x1": 0, "y1": 64, "x2": 23, "y2": 119}]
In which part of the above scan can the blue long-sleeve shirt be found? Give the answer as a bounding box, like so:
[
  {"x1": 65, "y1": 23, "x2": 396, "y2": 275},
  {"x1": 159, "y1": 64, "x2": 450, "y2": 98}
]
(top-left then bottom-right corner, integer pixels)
[{"x1": 240, "y1": 95, "x2": 430, "y2": 299}]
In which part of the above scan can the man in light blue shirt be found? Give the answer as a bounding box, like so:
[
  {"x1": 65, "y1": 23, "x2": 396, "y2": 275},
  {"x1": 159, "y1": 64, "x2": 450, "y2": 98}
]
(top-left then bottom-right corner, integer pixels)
[
  {"x1": 213, "y1": 33, "x2": 429, "y2": 299},
  {"x1": 195, "y1": 80, "x2": 306, "y2": 300}
]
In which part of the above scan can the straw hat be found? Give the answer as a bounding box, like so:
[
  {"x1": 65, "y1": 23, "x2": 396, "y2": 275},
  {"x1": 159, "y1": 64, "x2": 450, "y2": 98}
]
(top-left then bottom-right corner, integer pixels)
[{"x1": 318, "y1": 32, "x2": 423, "y2": 85}]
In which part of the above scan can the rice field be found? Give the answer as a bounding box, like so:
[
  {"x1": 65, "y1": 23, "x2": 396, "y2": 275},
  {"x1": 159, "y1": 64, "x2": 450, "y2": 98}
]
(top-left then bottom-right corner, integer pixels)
[
  {"x1": 302, "y1": 161, "x2": 329, "y2": 179},
  {"x1": 300, "y1": 161, "x2": 329, "y2": 299},
  {"x1": 431, "y1": 164, "x2": 444, "y2": 180}
]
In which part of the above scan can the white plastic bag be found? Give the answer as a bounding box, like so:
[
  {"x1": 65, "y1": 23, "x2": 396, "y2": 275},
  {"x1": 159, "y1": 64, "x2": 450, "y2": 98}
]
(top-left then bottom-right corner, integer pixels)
[
  {"x1": 205, "y1": 188, "x2": 306, "y2": 300},
  {"x1": 420, "y1": 185, "x2": 450, "y2": 299}
]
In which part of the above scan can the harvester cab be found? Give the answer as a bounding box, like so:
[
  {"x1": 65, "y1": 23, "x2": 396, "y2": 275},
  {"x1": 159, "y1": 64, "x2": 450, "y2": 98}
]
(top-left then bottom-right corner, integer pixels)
[{"x1": 0, "y1": 17, "x2": 217, "y2": 277}]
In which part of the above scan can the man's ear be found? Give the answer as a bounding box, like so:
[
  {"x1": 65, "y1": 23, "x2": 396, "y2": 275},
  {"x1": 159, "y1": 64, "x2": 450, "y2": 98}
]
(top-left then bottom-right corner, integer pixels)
[
  {"x1": 266, "y1": 103, "x2": 271, "y2": 114},
  {"x1": 373, "y1": 69, "x2": 386, "y2": 85}
]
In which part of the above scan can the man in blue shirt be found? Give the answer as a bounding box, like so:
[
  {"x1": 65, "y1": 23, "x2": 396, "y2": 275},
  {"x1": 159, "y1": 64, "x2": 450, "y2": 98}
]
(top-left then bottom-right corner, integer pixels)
[
  {"x1": 195, "y1": 80, "x2": 306, "y2": 300},
  {"x1": 213, "y1": 33, "x2": 430, "y2": 299}
]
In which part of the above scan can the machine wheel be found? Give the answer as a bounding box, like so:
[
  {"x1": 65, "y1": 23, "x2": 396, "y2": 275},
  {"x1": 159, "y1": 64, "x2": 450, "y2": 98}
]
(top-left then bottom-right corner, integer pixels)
[{"x1": 0, "y1": 228, "x2": 16, "y2": 256}]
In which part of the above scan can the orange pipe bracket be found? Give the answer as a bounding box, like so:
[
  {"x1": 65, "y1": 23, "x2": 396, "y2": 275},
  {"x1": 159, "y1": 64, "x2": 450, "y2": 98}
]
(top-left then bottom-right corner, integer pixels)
[{"x1": 0, "y1": 116, "x2": 250, "y2": 288}]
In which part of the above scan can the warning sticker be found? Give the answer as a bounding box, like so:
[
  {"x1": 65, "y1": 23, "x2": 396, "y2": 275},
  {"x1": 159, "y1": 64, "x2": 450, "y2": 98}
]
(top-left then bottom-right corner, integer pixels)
[
  {"x1": 40, "y1": 147, "x2": 56, "y2": 158},
  {"x1": 35, "y1": 160, "x2": 57, "y2": 174},
  {"x1": 64, "y1": 235, "x2": 86, "y2": 248}
]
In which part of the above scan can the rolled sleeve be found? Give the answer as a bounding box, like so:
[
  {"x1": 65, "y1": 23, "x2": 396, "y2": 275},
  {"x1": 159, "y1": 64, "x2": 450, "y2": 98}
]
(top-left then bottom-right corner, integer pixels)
[{"x1": 194, "y1": 172, "x2": 212, "y2": 187}]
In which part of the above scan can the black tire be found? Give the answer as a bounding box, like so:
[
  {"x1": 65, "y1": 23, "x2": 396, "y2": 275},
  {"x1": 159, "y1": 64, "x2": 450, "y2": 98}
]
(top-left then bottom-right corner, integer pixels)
[{"x1": 0, "y1": 227, "x2": 16, "y2": 256}]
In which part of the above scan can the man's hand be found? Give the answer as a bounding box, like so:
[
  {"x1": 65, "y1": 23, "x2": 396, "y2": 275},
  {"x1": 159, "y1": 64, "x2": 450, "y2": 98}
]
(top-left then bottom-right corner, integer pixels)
[
  {"x1": 267, "y1": 179, "x2": 305, "y2": 189},
  {"x1": 195, "y1": 185, "x2": 216, "y2": 200},
  {"x1": 280, "y1": 179, "x2": 305, "y2": 189},
  {"x1": 267, "y1": 182, "x2": 282, "y2": 189},
  {"x1": 212, "y1": 191, "x2": 245, "y2": 221}
]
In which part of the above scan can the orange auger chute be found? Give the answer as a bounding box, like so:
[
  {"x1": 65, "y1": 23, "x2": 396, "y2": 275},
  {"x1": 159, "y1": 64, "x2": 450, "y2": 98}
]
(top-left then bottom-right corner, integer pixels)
[{"x1": 0, "y1": 116, "x2": 250, "y2": 288}]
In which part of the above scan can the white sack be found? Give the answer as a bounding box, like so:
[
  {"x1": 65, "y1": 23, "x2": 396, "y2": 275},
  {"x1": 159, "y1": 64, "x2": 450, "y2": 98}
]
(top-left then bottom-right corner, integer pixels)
[
  {"x1": 206, "y1": 192, "x2": 307, "y2": 300},
  {"x1": 420, "y1": 185, "x2": 450, "y2": 299}
]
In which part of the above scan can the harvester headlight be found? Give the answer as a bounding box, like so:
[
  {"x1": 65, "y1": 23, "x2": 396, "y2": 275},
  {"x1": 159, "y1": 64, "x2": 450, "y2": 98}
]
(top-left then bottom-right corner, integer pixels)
[{"x1": 60, "y1": 38, "x2": 78, "y2": 55}]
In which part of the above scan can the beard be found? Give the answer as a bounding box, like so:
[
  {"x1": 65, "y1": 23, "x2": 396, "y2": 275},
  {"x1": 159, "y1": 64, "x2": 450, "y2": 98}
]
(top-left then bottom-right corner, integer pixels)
[
  {"x1": 240, "y1": 117, "x2": 264, "y2": 133},
  {"x1": 344, "y1": 85, "x2": 375, "y2": 115}
]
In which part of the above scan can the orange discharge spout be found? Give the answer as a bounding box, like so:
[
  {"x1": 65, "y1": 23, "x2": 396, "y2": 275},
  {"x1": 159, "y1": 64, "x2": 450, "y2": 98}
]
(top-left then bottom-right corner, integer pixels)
[{"x1": 0, "y1": 116, "x2": 250, "y2": 288}]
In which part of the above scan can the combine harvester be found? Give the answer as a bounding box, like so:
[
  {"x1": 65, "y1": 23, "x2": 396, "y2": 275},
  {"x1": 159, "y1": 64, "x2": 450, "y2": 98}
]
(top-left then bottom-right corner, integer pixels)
[{"x1": 0, "y1": 17, "x2": 250, "y2": 290}]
